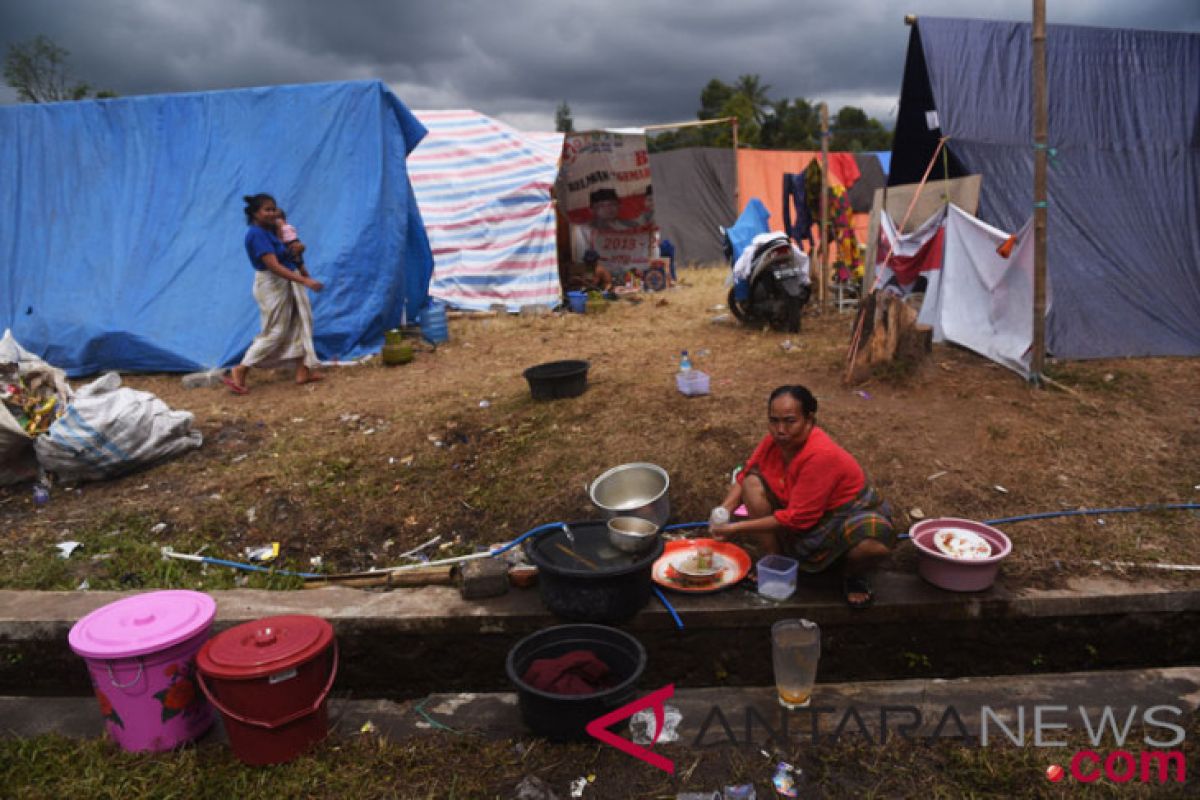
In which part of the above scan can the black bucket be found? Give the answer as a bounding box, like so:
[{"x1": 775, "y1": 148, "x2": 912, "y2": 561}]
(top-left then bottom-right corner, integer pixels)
[
  {"x1": 523, "y1": 360, "x2": 590, "y2": 400},
  {"x1": 506, "y1": 624, "x2": 646, "y2": 741},
  {"x1": 525, "y1": 521, "x2": 663, "y2": 623}
]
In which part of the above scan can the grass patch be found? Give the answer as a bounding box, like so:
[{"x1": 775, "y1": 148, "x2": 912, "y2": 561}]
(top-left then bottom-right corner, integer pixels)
[
  {"x1": 0, "y1": 510, "x2": 304, "y2": 591},
  {"x1": 3, "y1": 725, "x2": 1196, "y2": 799}
]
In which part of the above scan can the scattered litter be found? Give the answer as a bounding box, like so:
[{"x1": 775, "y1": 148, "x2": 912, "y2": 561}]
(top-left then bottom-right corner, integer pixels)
[
  {"x1": 32, "y1": 481, "x2": 50, "y2": 506},
  {"x1": 399, "y1": 535, "x2": 442, "y2": 561},
  {"x1": 568, "y1": 775, "x2": 594, "y2": 798},
  {"x1": 401, "y1": 455, "x2": 414, "y2": 466},
  {"x1": 629, "y1": 704, "x2": 682, "y2": 744},
  {"x1": 1097, "y1": 518, "x2": 1106, "y2": 526},
  {"x1": 56, "y1": 541, "x2": 82, "y2": 559},
  {"x1": 231, "y1": 454, "x2": 248, "y2": 463},
  {"x1": 90, "y1": 553, "x2": 113, "y2": 562},
  {"x1": 909, "y1": 507, "x2": 926, "y2": 520},
  {"x1": 245, "y1": 507, "x2": 257, "y2": 524},
  {"x1": 695, "y1": 348, "x2": 711, "y2": 357},
  {"x1": 309, "y1": 556, "x2": 323, "y2": 567},
  {"x1": 150, "y1": 522, "x2": 168, "y2": 534},
  {"x1": 513, "y1": 775, "x2": 560, "y2": 800},
  {"x1": 363, "y1": 428, "x2": 376, "y2": 435},
  {"x1": 76, "y1": 579, "x2": 89, "y2": 591},
  {"x1": 479, "y1": 400, "x2": 491, "y2": 408},
  {"x1": 358, "y1": 720, "x2": 376, "y2": 734},
  {"x1": 926, "y1": 470, "x2": 947, "y2": 481},
  {"x1": 710, "y1": 304, "x2": 727, "y2": 311},
  {"x1": 779, "y1": 340, "x2": 794, "y2": 352},
  {"x1": 772, "y1": 762, "x2": 800, "y2": 797},
  {"x1": 291, "y1": 417, "x2": 305, "y2": 423},
  {"x1": 993, "y1": 485, "x2": 1009, "y2": 494},
  {"x1": 1104, "y1": 373, "x2": 1115, "y2": 383},
  {"x1": 710, "y1": 314, "x2": 732, "y2": 324},
  {"x1": 243, "y1": 542, "x2": 280, "y2": 563},
  {"x1": 676, "y1": 792, "x2": 721, "y2": 800},
  {"x1": 855, "y1": 389, "x2": 872, "y2": 400},
  {"x1": 724, "y1": 785, "x2": 756, "y2": 799}
]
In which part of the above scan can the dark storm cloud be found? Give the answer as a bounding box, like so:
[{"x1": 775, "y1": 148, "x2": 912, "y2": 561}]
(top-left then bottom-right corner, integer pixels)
[{"x1": 2, "y1": 0, "x2": 1197, "y2": 128}]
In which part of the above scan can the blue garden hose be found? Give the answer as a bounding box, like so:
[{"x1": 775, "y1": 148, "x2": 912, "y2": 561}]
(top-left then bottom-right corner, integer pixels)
[
  {"x1": 662, "y1": 503, "x2": 1200, "y2": 541},
  {"x1": 653, "y1": 587, "x2": 685, "y2": 630},
  {"x1": 897, "y1": 502, "x2": 1200, "y2": 539}
]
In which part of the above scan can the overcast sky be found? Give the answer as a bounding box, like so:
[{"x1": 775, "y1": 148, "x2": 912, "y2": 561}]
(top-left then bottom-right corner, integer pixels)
[{"x1": 2, "y1": 1, "x2": 1197, "y2": 131}]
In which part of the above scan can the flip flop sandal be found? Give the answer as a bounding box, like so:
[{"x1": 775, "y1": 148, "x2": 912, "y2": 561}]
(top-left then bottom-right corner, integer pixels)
[
  {"x1": 221, "y1": 376, "x2": 249, "y2": 396},
  {"x1": 843, "y1": 576, "x2": 875, "y2": 609}
]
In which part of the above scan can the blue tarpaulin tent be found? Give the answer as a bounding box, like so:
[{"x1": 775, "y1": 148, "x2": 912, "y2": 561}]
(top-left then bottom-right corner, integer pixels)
[
  {"x1": 0, "y1": 80, "x2": 433, "y2": 376},
  {"x1": 890, "y1": 18, "x2": 1200, "y2": 360}
]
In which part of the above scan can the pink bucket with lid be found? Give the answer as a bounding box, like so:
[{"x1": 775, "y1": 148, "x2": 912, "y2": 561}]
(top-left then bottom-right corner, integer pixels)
[{"x1": 68, "y1": 590, "x2": 216, "y2": 752}]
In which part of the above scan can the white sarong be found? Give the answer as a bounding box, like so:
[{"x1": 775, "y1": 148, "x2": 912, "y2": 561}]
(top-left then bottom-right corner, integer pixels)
[{"x1": 240, "y1": 270, "x2": 320, "y2": 369}]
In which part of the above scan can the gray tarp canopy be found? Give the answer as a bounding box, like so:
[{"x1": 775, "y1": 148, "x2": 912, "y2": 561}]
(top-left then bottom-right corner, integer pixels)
[{"x1": 890, "y1": 17, "x2": 1200, "y2": 359}]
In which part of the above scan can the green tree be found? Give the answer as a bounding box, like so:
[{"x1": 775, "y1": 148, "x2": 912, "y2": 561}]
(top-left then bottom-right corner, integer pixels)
[
  {"x1": 3, "y1": 34, "x2": 114, "y2": 103},
  {"x1": 831, "y1": 106, "x2": 891, "y2": 151},
  {"x1": 732, "y1": 74, "x2": 772, "y2": 125},
  {"x1": 698, "y1": 78, "x2": 733, "y2": 120},
  {"x1": 554, "y1": 100, "x2": 574, "y2": 133},
  {"x1": 761, "y1": 98, "x2": 819, "y2": 150}
]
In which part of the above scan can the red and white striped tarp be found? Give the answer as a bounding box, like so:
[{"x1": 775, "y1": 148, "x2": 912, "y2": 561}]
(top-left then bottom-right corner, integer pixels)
[{"x1": 410, "y1": 110, "x2": 563, "y2": 311}]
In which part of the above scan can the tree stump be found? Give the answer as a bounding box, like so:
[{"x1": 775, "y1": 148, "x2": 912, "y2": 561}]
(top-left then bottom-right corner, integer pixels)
[{"x1": 845, "y1": 291, "x2": 931, "y2": 384}]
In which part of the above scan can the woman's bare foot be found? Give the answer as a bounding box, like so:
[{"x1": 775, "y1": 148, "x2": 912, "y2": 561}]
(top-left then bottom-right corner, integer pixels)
[
  {"x1": 295, "y1": 367, "x2": 324, "y2": 385},
  {"x1": 228, "y1": 365, "x2": 249, "y2": 391}
]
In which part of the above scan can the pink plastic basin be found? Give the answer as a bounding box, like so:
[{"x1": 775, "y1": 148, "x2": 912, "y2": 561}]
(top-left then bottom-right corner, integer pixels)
[{"x1": 909, "y1": 518, "x2": 1012, "y2": 592}]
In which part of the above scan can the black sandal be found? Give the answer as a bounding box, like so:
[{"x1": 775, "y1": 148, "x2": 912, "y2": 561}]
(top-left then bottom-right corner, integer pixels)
[{"x1": 843, "y1": 576, "x2": 875, "y2": 609}]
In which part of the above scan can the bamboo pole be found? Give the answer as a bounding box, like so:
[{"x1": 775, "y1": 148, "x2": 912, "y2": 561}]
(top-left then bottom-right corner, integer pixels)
[
  {"x1": 641, "y1": 116, "x2": 737, "y2": 132},
  {"x1": 732, "y1": 117, "x2": 740, "y2": 212},
  {"x1": 1031, "y1": 0, "x2": 1048, "y2": 384},
  {"x1": 818, "y1": 103, "x2": 830, "y2": 307}
]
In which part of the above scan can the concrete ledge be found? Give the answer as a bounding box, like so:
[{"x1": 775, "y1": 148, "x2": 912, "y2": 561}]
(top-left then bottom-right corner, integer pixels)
[
  {"x1": 4, "y1": 667, "x2": 1198, "y2": 745},
  {"x1": 3, "y1": 571, "x2": 1199, "y2": 697}
]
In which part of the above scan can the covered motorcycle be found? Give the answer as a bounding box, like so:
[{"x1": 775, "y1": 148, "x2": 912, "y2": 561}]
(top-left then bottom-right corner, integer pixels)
[{"x1": 727, "y1": 232, "x2": 812, "y2": 332}]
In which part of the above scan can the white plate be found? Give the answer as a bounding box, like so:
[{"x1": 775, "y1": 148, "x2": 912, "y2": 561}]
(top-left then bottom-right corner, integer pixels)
[{"x1": 933, "y1": 528, "x2": 993, "y2": 560}]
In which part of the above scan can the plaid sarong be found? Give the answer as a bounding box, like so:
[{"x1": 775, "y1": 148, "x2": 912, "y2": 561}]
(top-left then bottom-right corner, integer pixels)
[{"x1": 785, "y1": 485, "x2": 896, "y2": 573}]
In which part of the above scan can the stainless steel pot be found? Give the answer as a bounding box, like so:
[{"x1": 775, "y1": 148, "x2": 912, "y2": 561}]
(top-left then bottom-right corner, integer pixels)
[{"x1": 588, "y1": 463, "x2": 670, "y2": 528}]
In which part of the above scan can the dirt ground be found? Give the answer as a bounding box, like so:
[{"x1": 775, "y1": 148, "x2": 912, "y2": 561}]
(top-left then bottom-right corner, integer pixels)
[{"x1": 2, "y1": 267, "x2": 1198, "y2": 589}]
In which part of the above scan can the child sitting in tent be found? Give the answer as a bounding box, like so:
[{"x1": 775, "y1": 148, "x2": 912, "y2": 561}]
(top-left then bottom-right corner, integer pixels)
[{"x1": 567, "y1": 249, "x2": 613, "y2": 292}]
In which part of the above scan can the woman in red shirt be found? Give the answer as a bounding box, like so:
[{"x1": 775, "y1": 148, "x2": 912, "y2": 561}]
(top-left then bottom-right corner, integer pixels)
[{"x1": 710, "y1": 385, "x2": 895, "y2": 607}]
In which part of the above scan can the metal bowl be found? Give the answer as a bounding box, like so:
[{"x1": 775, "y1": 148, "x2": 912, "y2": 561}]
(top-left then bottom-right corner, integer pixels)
[
  {"x1": 588, "y1": 463, "x2": 670, "y2": 528},
  {"x1": 606, "y1": 516, "x2": 660, "y2": 554}
]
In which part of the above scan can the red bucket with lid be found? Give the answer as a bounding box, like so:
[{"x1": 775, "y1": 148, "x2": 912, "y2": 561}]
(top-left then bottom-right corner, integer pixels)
[{"x1": 196, "y1": 615, "x2": 337, "y2": 765}]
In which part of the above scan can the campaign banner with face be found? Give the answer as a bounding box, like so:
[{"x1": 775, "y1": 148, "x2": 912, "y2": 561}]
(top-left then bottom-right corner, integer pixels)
[{"x1": 559, "y1": 131, "x2": 656, "y2": 273}]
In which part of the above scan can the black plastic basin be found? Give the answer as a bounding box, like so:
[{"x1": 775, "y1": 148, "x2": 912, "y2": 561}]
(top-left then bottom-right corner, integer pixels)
[
  {"x1": 525, "y1": 521, "x2": 663, "y2": 623},
  {"x1": 506, "y1": 624, "x2": 646, "y2": 741},
  {"x1": 523, "y1": 360, "x2": 589, "y2": 400}
]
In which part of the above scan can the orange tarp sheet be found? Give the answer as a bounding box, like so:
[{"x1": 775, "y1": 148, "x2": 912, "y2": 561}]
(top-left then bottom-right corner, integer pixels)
[{"x1": 736, "y1": 150, "x2": 861, "y2": 234}]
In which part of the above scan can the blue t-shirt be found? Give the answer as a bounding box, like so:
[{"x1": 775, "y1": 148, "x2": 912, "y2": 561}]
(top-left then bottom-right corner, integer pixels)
[{"x1": 244, "y1": 226, "x2": 296, "y2": 271}]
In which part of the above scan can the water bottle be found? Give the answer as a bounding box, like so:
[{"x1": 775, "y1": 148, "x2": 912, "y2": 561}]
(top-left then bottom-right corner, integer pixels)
[
  {"x1": 679, "y1": 350, "x2": 692, "y2": 372},
  {"x1": 181, "y1": 368, "x2": 226, "y2": 389}
]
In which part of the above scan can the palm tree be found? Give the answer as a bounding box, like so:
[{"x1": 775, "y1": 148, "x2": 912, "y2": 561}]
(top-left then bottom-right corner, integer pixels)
[{"x1": 732, "y1": 74, "x2": 773, "y2": 126}]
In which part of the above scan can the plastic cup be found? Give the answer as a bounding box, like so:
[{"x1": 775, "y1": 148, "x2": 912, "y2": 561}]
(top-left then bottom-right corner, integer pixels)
[{"x1": 771, "y1": 619, "x2": 820, "y2": 709}]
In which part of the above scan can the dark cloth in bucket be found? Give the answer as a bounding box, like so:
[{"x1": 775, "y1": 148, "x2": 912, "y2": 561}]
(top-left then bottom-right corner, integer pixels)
[{"x1": 522, "y1": 650, "x2": 613, "y2": 695}]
